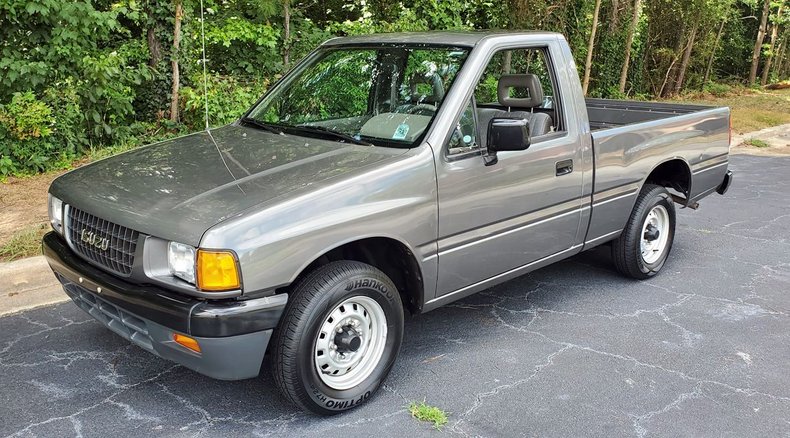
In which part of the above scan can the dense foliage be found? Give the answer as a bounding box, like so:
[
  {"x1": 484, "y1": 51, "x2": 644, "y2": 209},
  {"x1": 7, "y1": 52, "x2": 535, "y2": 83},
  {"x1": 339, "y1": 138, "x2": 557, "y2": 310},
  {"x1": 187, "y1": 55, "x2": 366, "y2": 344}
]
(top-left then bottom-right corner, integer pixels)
[{"x1": 1, "y1": 0, "x2": 789, "y2": 176}]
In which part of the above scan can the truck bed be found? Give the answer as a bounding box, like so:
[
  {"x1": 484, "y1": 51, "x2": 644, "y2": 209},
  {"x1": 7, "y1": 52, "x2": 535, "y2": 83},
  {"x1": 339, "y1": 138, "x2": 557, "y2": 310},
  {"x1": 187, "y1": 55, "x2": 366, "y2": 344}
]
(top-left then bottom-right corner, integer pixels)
[
  {"x1": 583, "y1": 98, "x2": 730, "y2": 247},
  {"x1": 586, "y1": 98, "x2": 715, "y2": 131}
]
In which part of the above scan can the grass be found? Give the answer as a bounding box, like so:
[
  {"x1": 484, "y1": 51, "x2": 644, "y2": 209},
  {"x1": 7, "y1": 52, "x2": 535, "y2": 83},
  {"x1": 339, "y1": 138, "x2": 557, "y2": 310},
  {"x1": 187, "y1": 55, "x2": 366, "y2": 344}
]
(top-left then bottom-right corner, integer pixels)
[
  {"x1": 674, "y1": 87, "x2": 790, "y2": 134},
  {"x1": 744, "y1": 138, "x2": 771, "y2": 148},
  {"x1": 0, "y1": 224, "x2": 48, "y2": 262},
  {"x1": 408, "y1": 400, "x2": 449, "y2": 430}
]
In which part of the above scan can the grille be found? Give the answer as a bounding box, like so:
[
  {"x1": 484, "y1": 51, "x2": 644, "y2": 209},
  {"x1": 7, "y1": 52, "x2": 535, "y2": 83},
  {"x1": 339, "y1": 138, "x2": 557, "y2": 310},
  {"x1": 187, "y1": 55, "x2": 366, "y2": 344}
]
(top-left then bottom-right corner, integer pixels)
[
  {"x1": 67, "y1": 206, "x2": 139, "y2": 276},
  {"x1": 60, "y1": 276, "x2": 154, "y2": 353}
]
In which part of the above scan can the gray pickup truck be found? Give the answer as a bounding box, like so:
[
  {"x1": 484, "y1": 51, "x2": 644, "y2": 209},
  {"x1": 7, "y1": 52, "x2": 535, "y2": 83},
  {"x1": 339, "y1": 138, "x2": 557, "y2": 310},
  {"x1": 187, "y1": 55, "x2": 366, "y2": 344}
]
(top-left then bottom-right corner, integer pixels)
[{"x1": 43, "y1": 31, "x2": 732, "y2": 414}]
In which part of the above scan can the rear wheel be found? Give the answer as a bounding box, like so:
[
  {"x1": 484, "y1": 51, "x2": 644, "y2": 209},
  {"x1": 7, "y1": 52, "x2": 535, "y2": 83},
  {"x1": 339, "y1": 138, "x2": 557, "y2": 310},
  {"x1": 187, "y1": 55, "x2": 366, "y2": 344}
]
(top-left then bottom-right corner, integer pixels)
[
  {"x1": 611, "y1": 184, "x2": 676, "y2": 279},
  {"x1": 271, "y1": 261, "x2": 404, "y2": 415}
]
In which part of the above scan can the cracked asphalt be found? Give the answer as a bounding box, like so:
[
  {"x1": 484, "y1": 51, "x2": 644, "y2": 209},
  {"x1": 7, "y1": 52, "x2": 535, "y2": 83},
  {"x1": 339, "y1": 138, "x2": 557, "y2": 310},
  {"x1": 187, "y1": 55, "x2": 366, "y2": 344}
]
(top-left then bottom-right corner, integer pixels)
[{"x1": 2, "y1": 154, "x2": 789, "y2": 437}]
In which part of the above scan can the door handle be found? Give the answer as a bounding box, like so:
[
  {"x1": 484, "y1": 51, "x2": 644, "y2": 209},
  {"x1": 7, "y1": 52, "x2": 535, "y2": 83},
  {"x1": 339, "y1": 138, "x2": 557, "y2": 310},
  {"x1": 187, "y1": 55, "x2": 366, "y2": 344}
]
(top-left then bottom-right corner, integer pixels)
[{"x1": 555, "y1": 159, "x2": 573, "y2": 176}]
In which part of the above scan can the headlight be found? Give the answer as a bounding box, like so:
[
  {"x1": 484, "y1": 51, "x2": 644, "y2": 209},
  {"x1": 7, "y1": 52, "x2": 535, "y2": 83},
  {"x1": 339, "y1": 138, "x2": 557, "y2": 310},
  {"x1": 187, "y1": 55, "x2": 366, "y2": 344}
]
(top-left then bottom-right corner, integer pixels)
[
  {"x1": 168, "y1": 241, "x2": 196, "y2": 284},
  {"x1": 168, "y1": 242, "x2": 241, "y2": 291},
  {"x1": 48, "y1": 194, "x2": 64, "y2": 234}
]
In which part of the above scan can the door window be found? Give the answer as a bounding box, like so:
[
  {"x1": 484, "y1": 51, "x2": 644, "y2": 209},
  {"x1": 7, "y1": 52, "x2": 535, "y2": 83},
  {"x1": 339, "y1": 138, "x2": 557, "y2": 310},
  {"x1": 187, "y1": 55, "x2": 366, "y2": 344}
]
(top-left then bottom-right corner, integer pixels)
[{"x1": 447, "y1": 100, "x2": 478, "y2": 155}]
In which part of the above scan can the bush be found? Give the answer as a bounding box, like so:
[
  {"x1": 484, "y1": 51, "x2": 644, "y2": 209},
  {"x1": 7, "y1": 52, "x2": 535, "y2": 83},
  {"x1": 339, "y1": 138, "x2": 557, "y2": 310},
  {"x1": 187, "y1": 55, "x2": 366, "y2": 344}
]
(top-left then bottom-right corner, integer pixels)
[
  {"x1": 703, "y1": 82, "x2": 732, "y2": 97},
  {"x1": 0, "y1": 92, "x2": 63, "y2": 176},
  {"x1": 0, "y1": 91, "x2": 53, "y2": 140},
  {"x1": 77, "y1": 52, "x2": 151, "y2": 146},
  {"x1": 42, "y1": 82, "x2": 88, "y2": 155},
  {"x1": 180, "y1": 74, "x2": 269, "y2": 130}
]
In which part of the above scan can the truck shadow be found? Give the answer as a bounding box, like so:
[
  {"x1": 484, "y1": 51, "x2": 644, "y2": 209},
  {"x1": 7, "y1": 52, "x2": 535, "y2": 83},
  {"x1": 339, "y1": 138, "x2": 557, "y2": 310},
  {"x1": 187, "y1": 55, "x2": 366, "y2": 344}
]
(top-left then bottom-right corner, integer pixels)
[
  {"x1": 3, "y1": 243, "x2": 658, "y2": 433},
  {"x1": 253, "y1": 244, "x2": 628, "y2": 408}
]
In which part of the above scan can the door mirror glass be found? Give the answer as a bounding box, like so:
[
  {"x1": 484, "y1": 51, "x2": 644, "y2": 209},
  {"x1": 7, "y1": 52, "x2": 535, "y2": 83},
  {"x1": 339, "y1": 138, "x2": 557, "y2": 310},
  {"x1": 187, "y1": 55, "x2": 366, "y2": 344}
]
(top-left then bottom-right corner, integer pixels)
[{"x1": 487, "y1": 118, "x2": 530, "y2": 152}]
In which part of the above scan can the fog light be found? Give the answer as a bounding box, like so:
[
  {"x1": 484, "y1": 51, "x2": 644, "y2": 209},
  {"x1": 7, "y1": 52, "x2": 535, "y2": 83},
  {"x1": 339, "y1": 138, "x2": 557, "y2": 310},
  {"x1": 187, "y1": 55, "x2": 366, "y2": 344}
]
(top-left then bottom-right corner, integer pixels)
[
  {"x1": 173, "y1": 333, "x2": 201, "y2": 353},
  {"x1": 197, "y1": 249, "x2": 241, "y2": 291}
]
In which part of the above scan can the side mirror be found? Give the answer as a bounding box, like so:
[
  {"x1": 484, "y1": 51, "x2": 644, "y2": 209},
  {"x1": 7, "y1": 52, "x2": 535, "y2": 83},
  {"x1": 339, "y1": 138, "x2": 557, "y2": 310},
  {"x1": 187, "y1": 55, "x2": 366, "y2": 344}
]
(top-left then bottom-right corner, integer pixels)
[{"x1": 483, "y1": 117, "x2": 530, "y2": 166}]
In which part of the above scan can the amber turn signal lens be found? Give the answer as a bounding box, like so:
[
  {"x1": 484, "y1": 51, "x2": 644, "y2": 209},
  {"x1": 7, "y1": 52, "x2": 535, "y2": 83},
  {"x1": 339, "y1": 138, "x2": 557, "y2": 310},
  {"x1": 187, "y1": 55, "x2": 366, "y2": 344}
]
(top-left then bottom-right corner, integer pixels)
[
  {"x1": 197, "y1": 249, "x2": 240, "y2": 291},
  {"x1": 173, "y1": 333, "x2": 201, "y2": 353}
]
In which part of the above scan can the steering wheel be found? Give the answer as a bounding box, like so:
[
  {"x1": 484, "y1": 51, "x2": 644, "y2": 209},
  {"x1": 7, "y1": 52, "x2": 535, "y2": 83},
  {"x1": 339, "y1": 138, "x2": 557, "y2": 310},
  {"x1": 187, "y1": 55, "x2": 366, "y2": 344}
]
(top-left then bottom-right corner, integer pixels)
[{"x1": 405, "y1": 104, "x2": 437, "y2": 116}]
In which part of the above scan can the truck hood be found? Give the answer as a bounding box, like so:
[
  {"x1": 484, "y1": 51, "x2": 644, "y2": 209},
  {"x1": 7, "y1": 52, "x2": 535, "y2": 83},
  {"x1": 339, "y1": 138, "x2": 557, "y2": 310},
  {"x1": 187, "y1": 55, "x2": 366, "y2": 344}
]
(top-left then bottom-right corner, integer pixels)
[{"x1": 51, "y1": 125, "x2": 407, "y2": 245}]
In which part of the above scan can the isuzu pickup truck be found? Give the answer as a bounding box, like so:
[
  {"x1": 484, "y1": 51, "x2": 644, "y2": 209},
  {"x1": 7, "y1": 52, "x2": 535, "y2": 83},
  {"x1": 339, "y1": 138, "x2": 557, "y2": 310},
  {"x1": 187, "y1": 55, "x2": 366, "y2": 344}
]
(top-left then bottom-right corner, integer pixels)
[{"x1": 43, "y1": 31, "x2": 733, "y2": 414}]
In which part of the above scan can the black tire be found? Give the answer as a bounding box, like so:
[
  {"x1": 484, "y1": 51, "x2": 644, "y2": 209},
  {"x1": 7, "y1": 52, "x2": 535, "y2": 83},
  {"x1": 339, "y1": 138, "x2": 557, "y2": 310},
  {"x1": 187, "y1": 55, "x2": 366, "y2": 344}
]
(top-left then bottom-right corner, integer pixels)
[
  {"x1": 611, "y1": 184, "x2": 676, "y2": 279},
  {"x1": 271, "y1": 261, "x2": 404, "y2": 415}
]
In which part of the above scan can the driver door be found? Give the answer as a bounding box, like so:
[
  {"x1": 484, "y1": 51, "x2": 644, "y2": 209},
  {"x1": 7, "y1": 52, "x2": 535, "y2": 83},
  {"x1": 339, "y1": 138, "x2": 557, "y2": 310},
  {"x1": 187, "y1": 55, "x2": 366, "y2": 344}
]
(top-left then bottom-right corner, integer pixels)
[{"x1": 435, "y1": 47, "x2": 586, "y2": 296}]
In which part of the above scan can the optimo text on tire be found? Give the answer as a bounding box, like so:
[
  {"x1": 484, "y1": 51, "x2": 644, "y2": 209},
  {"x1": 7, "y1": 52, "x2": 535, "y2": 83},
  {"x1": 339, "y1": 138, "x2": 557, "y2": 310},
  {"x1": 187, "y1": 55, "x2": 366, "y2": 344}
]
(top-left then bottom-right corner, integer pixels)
[
  {"x1": 271, "y1": 261, "x2": 404, "y2": 415},
  {"x1": 611, "y1": 184, "x2": 677, "y2": 279}
]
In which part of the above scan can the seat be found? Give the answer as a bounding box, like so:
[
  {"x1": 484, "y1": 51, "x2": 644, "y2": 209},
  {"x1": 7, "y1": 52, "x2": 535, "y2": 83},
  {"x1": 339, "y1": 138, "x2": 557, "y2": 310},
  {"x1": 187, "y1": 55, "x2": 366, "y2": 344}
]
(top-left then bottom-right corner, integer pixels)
[
  {"x1": 409, "y1": 73, "x2": 445, "y2": 105},
  {"x1": 477, "y1": 74, "x2": 554, "y2": 147}
]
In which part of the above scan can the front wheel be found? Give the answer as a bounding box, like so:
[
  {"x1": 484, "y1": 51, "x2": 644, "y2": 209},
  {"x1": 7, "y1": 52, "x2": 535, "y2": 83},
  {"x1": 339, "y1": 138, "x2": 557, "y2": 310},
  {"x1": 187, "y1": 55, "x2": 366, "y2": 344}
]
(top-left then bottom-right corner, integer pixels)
[
  {"x1": 271, "y1": 261, "x2": 404, "y2": 415},
  {"x1": 611, "y1": 184, "x2": 676, "y2": 279}
]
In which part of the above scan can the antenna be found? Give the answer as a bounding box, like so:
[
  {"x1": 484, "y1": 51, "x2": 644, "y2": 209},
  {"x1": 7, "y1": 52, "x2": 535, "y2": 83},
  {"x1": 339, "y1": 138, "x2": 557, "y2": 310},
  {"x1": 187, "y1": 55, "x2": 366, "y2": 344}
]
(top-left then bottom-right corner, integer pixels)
[
  {"x1": 199, "y1": 0, "x2": 209, "y2": 131},
  {"x1": 198, "y1": 0, "x2": 238, "y2": 188}
]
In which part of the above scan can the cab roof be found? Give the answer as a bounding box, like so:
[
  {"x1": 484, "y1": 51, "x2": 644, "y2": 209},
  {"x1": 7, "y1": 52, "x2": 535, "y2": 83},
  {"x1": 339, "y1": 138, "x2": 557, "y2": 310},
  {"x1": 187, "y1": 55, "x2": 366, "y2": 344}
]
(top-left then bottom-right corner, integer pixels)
[{"x1": 321, "y1": 31, "x2": 562, "y2": 48}]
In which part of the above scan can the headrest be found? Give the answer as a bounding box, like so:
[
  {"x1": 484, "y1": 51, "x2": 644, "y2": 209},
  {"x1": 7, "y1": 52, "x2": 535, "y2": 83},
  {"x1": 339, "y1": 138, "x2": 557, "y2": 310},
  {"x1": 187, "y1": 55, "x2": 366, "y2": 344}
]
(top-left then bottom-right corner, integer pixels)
[
  {"x1": 410, "y1": 73, "x2": 444, "y2": 104},
  {"x1": 497, "y1": 74, "x2": 544, "y2": 108}
]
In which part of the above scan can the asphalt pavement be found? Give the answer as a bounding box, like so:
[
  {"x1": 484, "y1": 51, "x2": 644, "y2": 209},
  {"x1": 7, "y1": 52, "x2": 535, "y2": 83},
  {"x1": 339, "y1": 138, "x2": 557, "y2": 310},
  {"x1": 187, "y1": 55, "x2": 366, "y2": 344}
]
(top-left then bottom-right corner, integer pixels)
[{"x1": 2, "y1": 154, "x2": 789, "y2": 437}]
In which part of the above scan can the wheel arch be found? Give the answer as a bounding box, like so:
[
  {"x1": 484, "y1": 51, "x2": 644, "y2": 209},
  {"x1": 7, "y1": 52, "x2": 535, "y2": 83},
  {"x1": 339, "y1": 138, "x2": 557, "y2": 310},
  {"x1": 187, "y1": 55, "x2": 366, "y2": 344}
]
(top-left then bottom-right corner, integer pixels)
[
  {"x1": 281, "y1": 236, "x2": 425, "y2": 315},
  {"x1": 643, "y1": 157, "x2": 692, "y2": 205}
]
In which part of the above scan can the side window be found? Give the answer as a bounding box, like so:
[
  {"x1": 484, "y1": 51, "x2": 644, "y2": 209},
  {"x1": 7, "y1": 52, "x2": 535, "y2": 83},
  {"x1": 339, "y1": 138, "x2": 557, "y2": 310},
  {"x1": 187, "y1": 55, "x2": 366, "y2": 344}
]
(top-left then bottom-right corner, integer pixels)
[
  {"x1": 473, "y1": 48, "x2": 563, "y2": 137},
  {"x1": 447, "y1": 47, "x2": 565, "y2": 157},
  {"x1": 447, "y1": 100, "x2": 478, "y2": 155}
]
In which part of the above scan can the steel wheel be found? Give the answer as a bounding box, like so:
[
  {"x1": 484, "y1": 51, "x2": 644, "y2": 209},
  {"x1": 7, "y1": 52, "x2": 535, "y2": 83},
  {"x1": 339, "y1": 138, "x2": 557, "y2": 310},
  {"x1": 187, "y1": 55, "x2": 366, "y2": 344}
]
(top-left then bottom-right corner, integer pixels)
[
  {"x1": 640, "y1": 205, "x2": 670, "y2": 264},
  {"x1": 313, "y1": 296, "x2": 388, "y2": 390},
  {"x1": 612, "y1": 184, "x2": 676, "y2": 279}
]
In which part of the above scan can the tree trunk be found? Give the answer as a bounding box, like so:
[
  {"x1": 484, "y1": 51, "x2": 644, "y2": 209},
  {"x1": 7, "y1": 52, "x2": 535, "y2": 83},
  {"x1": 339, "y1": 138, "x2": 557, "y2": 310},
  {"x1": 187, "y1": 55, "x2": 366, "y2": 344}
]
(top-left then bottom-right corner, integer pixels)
[
  {"x1": 662, "y1": 22, "x2": 686, "y2": 98},
  {"x1": 283, "y1": 0, "x2": 291, "y2": 70},
  {"x1": 147, "y1": 27, "x2": 162, "y2": 67},
  {"x1": 501, "y1": 50, "x2": 512, "y2": 74},
  {"x1": 784, "y1": 41, "x2": 790, "y2": 79},
  {"x1": 776, "y1": 33, "x2": 789, "y2": 80},
  {"x1": 778, "y1": 32, "x2": 788, "y2": 79},
  {"x1": 749, "y1": 0, "x2": 771, "y2": 84},
  {"x1": 609, "y1": 0, "x2": 620, "y2": 32},
  {"x1": 618, "y1": 0, "x2": 642, "y2": 95},
  {"x1": 703, "y1": 19, "x2": 726, "y2": 85},
  {"x1": 144, "y1": 0, "x2": 162, "y2": 67},
  {"x1": 582, "y1": 0, "x2": 602, "y2": 95},
  {"x1": 673, "y1": 23, "x2": 698, "y2": 95},
  {"x1": 169, "y1": 0, "x2": 183, "y2": 123},
  {"x1": 761, "y1": 6, "x2": 783, "y2": 85},
  {"x1": 658, "y1": 56, "x2": 679, "y2": 97}
]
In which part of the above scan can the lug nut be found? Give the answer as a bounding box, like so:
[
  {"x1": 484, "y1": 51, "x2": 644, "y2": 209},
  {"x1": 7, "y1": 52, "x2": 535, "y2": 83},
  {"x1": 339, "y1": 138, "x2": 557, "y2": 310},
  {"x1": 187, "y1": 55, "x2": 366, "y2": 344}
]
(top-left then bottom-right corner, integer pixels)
[
  {"x1": 336, "y1": 326, "x2": 343, "y2": 333},
  {"x1": 330, "y1": 343, "x2": 336, "y2": 350}
]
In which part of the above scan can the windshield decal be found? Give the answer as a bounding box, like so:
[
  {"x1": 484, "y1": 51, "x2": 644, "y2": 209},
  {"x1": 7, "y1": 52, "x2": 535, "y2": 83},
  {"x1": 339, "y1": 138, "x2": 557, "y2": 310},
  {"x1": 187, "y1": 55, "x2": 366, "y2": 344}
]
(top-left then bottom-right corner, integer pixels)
[{"x1": 393, "y1": 123, "x2": 410, "y2": 140}]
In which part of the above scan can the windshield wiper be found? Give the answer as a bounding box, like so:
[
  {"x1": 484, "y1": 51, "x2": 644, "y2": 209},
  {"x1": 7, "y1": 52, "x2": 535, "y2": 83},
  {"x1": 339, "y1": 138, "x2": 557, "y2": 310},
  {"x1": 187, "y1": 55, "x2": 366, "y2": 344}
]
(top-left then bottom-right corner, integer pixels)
[
  {"x1": 290, "y1": 125, "x2": 373, "y2": 146},
  {"x1": 239, "y1": 117, "x2": 284, "y2": 135}
]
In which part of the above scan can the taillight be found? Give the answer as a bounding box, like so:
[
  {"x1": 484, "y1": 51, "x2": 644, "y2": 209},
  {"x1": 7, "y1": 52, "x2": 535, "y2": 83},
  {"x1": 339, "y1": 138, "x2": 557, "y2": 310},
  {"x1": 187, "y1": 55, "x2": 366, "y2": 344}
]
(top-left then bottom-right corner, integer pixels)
[{"x1": 729, "y1": 116, "x2": 732, "y2": 148}]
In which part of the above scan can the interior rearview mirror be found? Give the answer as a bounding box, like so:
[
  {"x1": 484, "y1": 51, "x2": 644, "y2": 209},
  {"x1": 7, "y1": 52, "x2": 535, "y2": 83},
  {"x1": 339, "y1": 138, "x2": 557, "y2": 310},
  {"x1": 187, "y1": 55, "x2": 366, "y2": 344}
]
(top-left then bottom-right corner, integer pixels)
[{"x1": 483, "y1": 118, "x2": 530, "y2": 166}]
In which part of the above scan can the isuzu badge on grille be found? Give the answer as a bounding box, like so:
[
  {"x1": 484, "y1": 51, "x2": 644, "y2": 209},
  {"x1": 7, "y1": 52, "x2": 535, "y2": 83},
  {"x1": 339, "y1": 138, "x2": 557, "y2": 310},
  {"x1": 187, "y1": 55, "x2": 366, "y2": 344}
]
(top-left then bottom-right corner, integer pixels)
[{"x1": 80, "y1": 229, "x2": 110, "y2": 251}]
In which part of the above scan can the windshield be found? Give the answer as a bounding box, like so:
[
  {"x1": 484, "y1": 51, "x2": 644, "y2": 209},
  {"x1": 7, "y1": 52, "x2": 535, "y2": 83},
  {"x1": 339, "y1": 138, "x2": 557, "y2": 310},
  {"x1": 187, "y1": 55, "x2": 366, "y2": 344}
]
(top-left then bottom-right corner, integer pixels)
[{"x1": 245, "y1": 45, "x2": 469, "y2": 148}]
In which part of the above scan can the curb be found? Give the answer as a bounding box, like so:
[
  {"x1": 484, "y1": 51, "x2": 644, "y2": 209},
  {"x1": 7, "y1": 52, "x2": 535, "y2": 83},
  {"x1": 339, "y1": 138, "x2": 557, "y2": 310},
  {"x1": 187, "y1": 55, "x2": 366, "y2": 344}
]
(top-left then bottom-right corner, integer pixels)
[
  {"x1": 731, "y1": 122, "x2": 790, "y2": 155},
  {"x1": 0, "y1": 256, "x2": 68, "y2": 316}
]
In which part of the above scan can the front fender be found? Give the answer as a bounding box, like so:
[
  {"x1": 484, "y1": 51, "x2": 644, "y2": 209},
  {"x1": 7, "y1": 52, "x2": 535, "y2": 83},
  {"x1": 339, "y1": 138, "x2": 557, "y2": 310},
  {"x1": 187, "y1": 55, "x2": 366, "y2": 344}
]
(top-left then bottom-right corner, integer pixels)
[{"x1": 200, "y1": 146, "x2": 438, "y2": 297}]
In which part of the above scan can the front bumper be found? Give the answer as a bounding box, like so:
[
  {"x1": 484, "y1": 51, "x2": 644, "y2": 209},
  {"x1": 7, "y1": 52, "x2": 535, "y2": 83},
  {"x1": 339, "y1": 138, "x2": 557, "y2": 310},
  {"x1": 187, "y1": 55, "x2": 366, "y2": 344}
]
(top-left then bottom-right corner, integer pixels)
[{"x1": 43, "y1": 232, "x2": 288, "y2": 380}]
